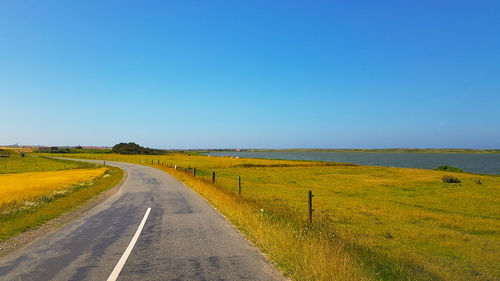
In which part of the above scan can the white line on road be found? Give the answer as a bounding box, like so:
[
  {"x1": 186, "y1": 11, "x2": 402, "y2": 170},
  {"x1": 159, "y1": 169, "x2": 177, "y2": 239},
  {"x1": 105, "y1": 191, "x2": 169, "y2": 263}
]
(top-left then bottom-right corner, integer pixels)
[{"x1": 107, "y1": 207, "x2": 151, "y2": 281}]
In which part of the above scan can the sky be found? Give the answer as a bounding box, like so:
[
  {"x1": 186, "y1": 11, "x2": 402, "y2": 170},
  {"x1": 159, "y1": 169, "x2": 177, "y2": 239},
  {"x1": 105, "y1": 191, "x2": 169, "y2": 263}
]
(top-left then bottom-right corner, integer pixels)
[{"x1": 0, "y1": 0, "x2": 499, "y2": 149}]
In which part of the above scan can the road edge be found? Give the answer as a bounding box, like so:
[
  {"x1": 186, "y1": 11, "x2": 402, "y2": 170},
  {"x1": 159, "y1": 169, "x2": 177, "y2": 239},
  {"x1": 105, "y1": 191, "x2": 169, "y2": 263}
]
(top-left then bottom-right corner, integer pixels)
[{"x1": 155, "y1": 166, "x2": 291, "y2": 281}]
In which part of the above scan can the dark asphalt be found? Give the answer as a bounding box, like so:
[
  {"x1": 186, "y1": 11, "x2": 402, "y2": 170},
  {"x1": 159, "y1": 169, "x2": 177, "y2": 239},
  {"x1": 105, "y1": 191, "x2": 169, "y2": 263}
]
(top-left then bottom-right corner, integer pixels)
[{"x1": 0, "y1": 161, "x2": 285, "y2": 281}]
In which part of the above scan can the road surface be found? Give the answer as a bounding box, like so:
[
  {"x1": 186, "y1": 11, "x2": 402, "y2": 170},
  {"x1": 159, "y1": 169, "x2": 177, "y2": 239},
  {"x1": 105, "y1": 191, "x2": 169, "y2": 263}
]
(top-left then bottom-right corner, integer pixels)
[{"x1": 0, "y1": 160, "x2": 285, "y2": 281}]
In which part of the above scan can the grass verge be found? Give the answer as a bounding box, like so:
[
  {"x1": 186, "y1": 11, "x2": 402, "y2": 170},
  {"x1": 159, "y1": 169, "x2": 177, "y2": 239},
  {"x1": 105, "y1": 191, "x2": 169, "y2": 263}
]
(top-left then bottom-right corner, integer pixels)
[{"x1": 0, "y1": 166, "x2": 123, "y2": 242}]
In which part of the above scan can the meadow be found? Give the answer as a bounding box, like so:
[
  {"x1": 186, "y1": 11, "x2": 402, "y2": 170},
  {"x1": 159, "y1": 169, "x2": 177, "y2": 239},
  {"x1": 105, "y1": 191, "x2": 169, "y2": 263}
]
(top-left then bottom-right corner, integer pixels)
[
  {"x1": 0, "y1": 150, "x2": 123, "y2": 242},
  {"x1": 0, "y1": 167, "x2": 108, "y2": 214},
  {"x1": 0, "y1": 149, "x2": 97, "y2": 174},
  {"x1": 55, "y1": 153, "x2": 500, "y2": 281}
]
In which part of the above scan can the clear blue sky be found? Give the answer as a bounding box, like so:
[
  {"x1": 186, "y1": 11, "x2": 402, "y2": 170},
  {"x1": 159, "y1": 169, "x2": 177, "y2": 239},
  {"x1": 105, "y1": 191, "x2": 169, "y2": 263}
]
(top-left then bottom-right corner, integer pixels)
[{"x1": 1, "y1": 1, "x2": 499, "y2": 149}]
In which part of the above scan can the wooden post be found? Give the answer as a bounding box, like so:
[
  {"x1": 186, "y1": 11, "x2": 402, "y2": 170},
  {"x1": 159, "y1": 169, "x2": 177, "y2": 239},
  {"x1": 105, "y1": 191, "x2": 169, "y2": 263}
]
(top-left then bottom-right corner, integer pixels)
[
  {"x1": 308, "y1": 190, "x2": 314, "y2": 223},
  {"x1": 212, "y1": 171, "x2": 216, "y2": 183},
  {"x1": 193, "y1": 168, "x2": 196, "y2": 177},
  {"x1": 239, "y1": 176, "x2": 241, "y2": 196}
]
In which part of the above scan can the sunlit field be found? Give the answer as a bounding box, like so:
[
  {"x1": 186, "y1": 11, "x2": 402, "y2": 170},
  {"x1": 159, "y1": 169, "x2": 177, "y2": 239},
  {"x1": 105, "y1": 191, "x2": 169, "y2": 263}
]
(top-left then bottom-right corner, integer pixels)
[
  {"x1": 0, "y1": 153, "x2": 123, "y2": 242},
  {"x1": 0, "y1": 167, "x2": 108, "y2": 213},
  {"x1": 56, "y1": 153, "x2": 500, "y2": 281}
]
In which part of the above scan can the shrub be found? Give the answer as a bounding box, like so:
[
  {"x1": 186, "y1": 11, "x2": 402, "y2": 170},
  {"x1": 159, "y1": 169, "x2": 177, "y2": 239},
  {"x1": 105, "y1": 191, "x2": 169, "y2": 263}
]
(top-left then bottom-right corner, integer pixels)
[
  {"x1": 435, "y1": 165, "x2": 463, "y2": 173},
  {"x1": 0, "y1": 149, "x2": 10, "y2": 157},
  {"x1": 442, "y1": 175, "x2": 461, "y2": 183},
  {"x1": 111, "y1": 142, "x2": 165, "y2": 155}
]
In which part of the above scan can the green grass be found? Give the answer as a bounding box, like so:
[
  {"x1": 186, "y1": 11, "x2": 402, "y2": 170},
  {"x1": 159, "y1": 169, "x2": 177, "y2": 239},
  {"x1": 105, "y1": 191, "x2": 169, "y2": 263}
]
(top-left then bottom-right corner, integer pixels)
[
  {"x1": 435, "y1": 165, "x2": 464, "y2": 172},
  {"x1": 55, "y1": 153, "x2": 500, "y2": 281},
  {"x1": 0, "y1": 166, "x2": 123, "y2": 242},
  {"x1": 0, "y1": 152, "x2": 97, "y2": 174}
]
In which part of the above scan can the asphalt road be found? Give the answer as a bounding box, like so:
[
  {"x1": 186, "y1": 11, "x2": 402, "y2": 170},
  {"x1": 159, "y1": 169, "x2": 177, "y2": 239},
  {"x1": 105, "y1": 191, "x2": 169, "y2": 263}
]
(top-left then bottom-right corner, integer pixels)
[{"x1": 0, "y1": 160, "x2": 285, "y2": 281}]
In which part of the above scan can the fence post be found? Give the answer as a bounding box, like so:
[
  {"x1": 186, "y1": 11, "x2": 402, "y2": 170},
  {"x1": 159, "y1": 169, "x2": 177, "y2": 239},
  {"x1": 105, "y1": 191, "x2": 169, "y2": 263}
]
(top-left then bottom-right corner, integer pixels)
[
  {"x1": 193, "y1": 168, "x2": 196, "y2": 177},
  {"x1": 308, "y1": 190, "x2": 314, "y2": 223},
  {"x1": 212, "y1": 171, "x2": 216, "y2": 183},
  {"x1": 239, "y1": 176, "x2": 241, "y2": 195},
  {"x1": 104, "y1": 160, "x2": 106, "y2": 166}
]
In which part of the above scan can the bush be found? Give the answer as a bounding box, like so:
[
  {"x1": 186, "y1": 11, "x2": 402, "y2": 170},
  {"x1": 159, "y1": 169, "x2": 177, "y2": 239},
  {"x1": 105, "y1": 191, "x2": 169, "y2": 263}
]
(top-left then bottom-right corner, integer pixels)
[
  {"x1": 435, "y1": 165, "x2": 463, "y2": 173},
  {"x1": 49, "y1": 147, "x2": 70, "y2": 153},
  {"x1": 442, "y1": 175, "x2": 461, "y2": 183},
  {"x1": 0, "y1": 149, "x2": 10, "y2": 157},
  {"x1": 111, "y1": 142, "x2": 165, "y2": 155}
]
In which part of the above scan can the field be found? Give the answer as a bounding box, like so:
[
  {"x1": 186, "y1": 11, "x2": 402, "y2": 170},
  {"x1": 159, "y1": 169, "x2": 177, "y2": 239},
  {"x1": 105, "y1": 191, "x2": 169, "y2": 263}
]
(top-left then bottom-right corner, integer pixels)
[
  {"x1": 54, "y1": 153, "x2": 500, "y2": 281},
  {"x1": 0, "y1": 167, "x2": 108, "y2": 213},
  {"x1": 0, "y1": 149, "x2": 97, "y2": 174},
  {"x1": 0, "y1": 150, "x2": 123, "y2": 242}
]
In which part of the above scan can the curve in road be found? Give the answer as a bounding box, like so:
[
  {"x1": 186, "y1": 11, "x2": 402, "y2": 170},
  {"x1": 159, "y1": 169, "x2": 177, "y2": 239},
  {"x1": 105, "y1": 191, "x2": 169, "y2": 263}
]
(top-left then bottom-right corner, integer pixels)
[{"x1": 0, "y1": 160, "x2": 285, "y2": 281}]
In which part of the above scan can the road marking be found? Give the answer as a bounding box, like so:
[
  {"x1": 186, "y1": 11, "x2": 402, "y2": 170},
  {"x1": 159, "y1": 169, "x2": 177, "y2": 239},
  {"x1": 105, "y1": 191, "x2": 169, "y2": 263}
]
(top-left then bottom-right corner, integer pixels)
[{"x1": 107, "y1": 207, "x2": 151, "y2": 281}]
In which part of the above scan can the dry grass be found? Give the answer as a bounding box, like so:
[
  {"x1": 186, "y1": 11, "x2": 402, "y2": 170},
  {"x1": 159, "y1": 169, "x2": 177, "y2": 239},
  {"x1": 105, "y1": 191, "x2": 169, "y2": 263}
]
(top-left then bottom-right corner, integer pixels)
[
  {"x1": 56, "y1": 153, "x2": 500, "y2": 281},
  {"x1": 0, "y1": 166, "x2": 123, "y2": 241},
  {"x1": 0, "y1": 147, "x2": 33, "y2": 153},
  {"x1": 0, "y1": 167, "x2": 108, "y2": 213},
  {"x1": 167, "y1": 168, "x2": 369, "y2": 280}
]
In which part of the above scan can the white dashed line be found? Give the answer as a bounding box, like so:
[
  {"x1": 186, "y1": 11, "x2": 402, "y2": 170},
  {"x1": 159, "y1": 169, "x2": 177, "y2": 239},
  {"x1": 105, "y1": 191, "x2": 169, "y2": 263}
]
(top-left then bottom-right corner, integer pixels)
[{"x1": 107, "y1": 207, "x2": 151, "y2": 281}]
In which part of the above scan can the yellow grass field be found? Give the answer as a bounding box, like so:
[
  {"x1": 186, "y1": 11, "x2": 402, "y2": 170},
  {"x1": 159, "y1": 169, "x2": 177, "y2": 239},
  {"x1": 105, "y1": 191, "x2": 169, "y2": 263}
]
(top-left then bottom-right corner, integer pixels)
[
  {"x1": 0, "y1": 167, "x2": 108, "y2": 212},
  {"x1": 0, "y1": 147, "x2": 33, "y2": 153}
]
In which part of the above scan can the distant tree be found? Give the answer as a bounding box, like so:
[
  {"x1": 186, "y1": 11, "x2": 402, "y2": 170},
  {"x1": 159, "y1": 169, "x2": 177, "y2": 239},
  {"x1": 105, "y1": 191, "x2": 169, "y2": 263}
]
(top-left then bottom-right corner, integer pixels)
[
  {"x1": 75, "y1": 145, "x2": 83, "y2": 149},
  {"x1": 112, "y1": 142, "x2": 164, "y2": 155},
  {"x1": 47, "y1": 146, "x2": 70, "y2": 153}
]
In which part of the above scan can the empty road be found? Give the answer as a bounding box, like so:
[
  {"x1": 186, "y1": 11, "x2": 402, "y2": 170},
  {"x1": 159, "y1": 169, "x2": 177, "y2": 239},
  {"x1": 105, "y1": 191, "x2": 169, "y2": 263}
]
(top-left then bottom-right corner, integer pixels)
[{"x1": 0, "y1": 160, "x2": 285, "y2": 281}]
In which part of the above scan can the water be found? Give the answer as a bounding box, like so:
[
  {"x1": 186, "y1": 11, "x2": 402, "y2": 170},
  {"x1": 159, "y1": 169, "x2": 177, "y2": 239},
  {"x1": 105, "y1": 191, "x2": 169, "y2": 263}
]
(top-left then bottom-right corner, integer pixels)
[{"x1": 203, "y1": 151, "x2": 500, "y2": 175}]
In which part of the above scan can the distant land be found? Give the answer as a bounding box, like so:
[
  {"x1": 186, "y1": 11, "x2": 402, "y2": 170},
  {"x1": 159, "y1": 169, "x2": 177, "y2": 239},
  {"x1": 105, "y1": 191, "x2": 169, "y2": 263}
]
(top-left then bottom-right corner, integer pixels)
[{"x1": 2, "y1": 145, "x2": 499, "y2": 154}]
